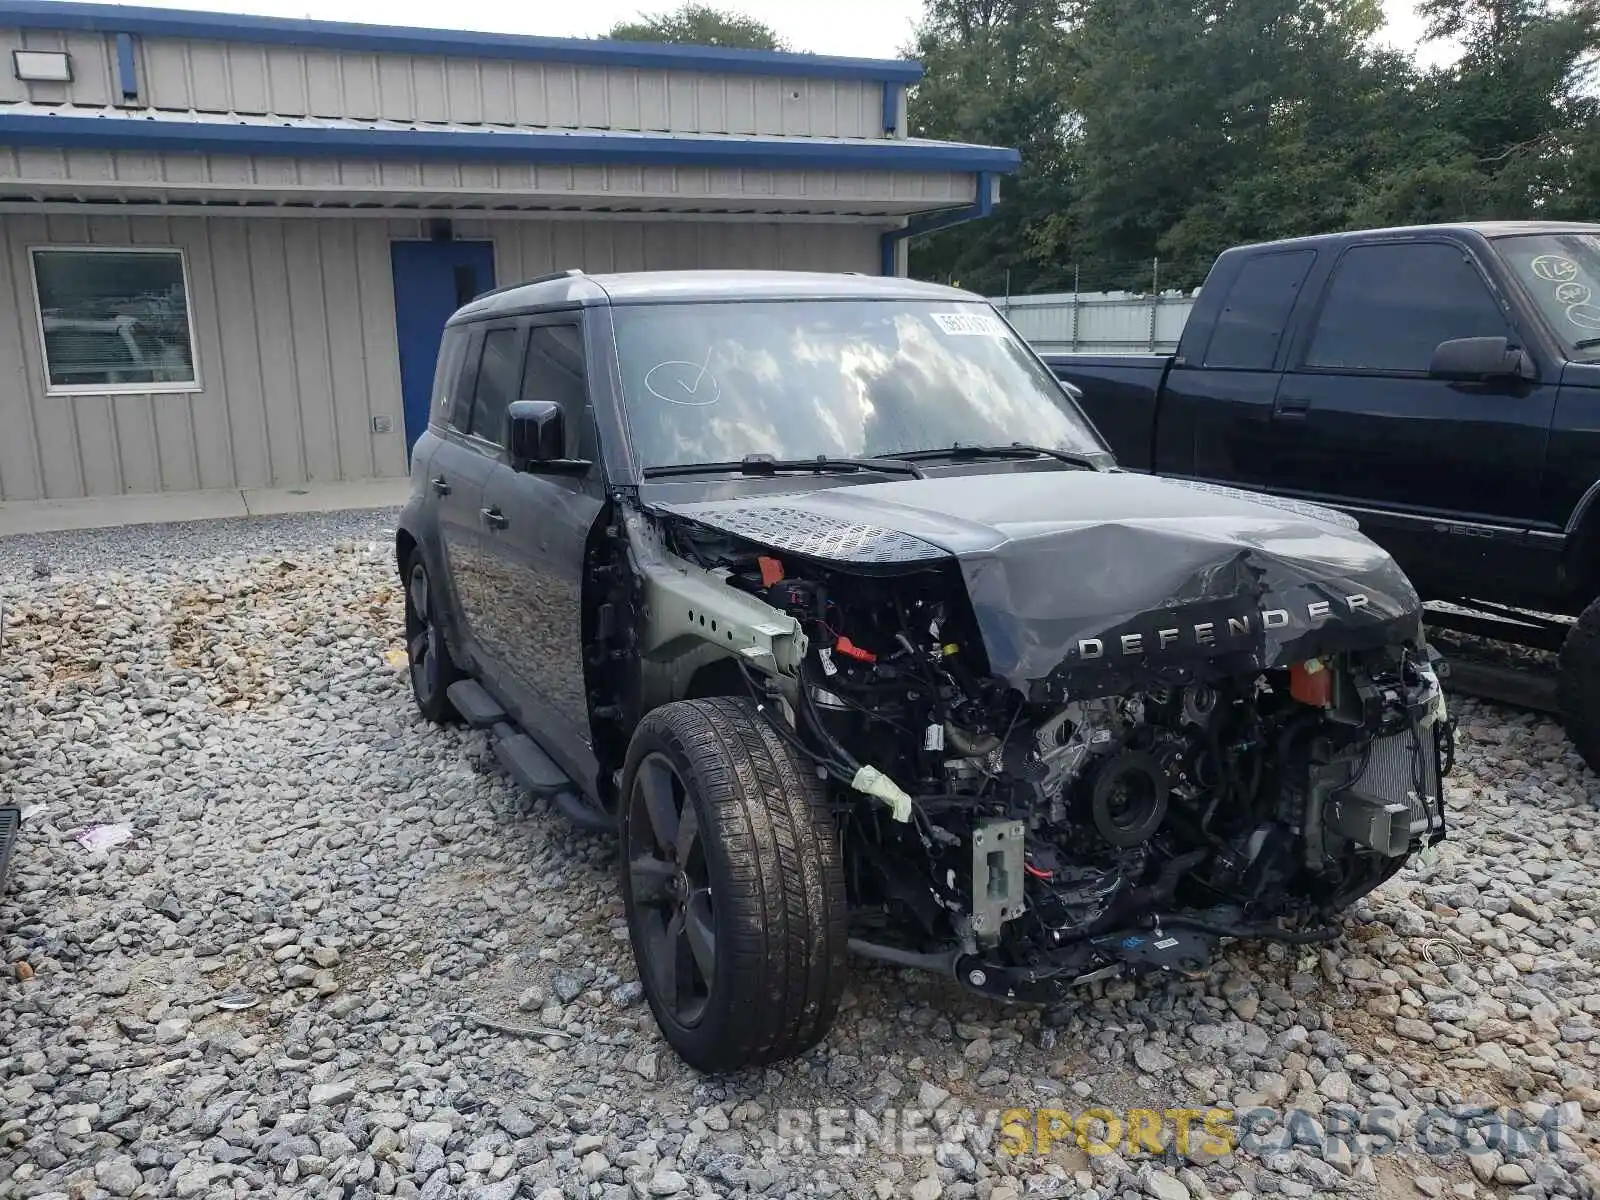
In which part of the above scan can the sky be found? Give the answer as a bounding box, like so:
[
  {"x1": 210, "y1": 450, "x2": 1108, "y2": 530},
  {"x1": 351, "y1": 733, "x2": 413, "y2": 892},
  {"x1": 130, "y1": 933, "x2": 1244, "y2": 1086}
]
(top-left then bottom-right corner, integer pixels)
[{"x1": 86, "y1": 0, "x2": 1454, "y2": 66}]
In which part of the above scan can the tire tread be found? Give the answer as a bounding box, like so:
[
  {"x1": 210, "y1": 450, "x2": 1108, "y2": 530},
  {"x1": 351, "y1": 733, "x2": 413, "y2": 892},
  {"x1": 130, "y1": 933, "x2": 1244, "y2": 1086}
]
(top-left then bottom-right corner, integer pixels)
[
  {"x1": 622, "y1": 696, "x2": 847, "y2": 1072},
  {"x1": 404, "y1": 547, "x2": 460, "y2": 724}
]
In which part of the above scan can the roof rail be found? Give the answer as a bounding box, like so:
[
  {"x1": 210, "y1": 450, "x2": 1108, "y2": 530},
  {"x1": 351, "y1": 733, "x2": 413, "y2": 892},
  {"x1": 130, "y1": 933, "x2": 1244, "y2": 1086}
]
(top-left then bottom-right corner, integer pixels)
[
  {"x1": 470, "y1": 268, "x2": 586, "y2": 303},
  {"x1": 527, "y1": 268, "x2": 587, "y2": 284}
]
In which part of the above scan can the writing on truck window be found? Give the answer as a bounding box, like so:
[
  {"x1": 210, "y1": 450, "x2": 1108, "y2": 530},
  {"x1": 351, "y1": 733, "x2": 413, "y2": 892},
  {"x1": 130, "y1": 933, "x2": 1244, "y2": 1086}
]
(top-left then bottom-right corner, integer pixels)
[{"x1": 1493, "y1": 234, "x2": 1600, "y2": 356}]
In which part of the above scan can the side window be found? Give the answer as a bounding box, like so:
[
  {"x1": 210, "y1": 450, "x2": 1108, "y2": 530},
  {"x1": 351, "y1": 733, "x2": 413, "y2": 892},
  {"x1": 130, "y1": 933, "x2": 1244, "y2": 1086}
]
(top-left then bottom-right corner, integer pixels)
[
  {"x1": 1203, "y1": 250, "x2": 1316, "y2": 368},
  {"x1": 469, "y1": 326, "x2": 525, "y2": 445},
  {"x1": 1305, "y1": 243, "x2": 1511, "y2": 372},
  {"x1": 448, "y1": 327, "x2": 483, "y2": 434},
  {"x1": 521, "y1": 323, "x2": 591, "y2": 457},
  {"x1": 430, "y1": 328, "x2": 469, "y2": 428}
]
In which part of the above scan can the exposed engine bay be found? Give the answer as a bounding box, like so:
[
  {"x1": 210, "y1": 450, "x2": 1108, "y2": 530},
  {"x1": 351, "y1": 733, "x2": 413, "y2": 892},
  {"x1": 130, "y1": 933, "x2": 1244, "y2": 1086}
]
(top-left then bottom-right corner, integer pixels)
[{"x1": 612, "y1": 471, "x2": 1456, "y2": 1000}]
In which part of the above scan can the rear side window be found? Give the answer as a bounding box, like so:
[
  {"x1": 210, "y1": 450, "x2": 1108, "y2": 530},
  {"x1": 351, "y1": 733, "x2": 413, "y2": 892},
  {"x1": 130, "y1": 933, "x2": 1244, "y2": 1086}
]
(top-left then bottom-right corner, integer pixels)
[
  {"x1": 1304, "y1": 243, "x2": 1510, "y2": 372},
  {"x1": 469, "y1": 327, "x2": 525, "y2": 445},
  {"x1": 430, "y1": 328, "x2": 470, "y2": 427},
  {"x1": 1202, "y1": 250, "x2": 1315, "y2": 368}
]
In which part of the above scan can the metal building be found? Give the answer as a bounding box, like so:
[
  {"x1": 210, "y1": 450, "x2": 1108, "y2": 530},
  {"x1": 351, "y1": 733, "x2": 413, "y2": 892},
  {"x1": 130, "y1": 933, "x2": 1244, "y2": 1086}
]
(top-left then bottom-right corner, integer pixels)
[{"x1": 0, "y1": 0, "x2": 1017, "y2": 503}]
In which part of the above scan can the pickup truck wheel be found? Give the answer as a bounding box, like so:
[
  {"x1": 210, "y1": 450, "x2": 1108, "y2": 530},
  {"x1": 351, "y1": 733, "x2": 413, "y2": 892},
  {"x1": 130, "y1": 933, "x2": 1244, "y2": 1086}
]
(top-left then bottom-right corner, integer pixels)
[
  {"x1": 619, "y1": 696, "x2": 847, "y2": 1073},
  {"x1": 404, "y1": 548, "x2": 461, "y2": 724},
  {"x1": 1558, "y1": 598, "x2": 1600, "y2": 773}
]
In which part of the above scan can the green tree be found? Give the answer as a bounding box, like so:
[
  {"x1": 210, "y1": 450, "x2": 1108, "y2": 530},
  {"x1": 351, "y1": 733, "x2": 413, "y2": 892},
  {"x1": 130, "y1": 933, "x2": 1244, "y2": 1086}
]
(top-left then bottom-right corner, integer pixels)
[
  {"x1": 605, "y1": 4, "x2": 790, "y2": 51},
  {"x1": 868, "y1": 0, "x2": 1600, "y2": 290},
  {"x1": 906, "y1": 0, "x2": 1600, "y2": 295},
  {"x1": 1061, "y1": 0, "x2": 1404, "y2": 287},
  {"x1": 1415, "y1": 0, "x2": 1600, "y2": 218},
  {"x1": 905, "y1": 0, "x2": 1078, "y2": 292}
]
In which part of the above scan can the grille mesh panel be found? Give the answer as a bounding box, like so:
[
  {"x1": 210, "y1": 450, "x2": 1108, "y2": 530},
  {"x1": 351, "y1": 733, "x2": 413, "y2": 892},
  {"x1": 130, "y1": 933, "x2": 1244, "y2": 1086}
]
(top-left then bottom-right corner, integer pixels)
[{"x1": 669, "y1": 505, "x2": 949, "y2": 564}]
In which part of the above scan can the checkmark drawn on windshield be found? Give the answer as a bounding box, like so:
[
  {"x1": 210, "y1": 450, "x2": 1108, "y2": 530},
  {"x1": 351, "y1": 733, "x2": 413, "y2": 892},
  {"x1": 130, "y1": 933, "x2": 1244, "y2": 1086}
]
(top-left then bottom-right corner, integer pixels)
[
  {"x1": 645, "y1": 349, "x2": 722, "y2": 408},
  {"x1": 687, "y1": 346, "x2": 712, "y2": 393}
]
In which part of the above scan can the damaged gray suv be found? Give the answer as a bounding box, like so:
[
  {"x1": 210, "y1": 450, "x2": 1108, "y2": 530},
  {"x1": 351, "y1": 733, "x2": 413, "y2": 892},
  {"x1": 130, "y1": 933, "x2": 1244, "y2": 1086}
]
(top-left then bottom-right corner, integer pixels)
[{"x1": 396, "y1": 269, "x2": 1456, "y2": 1074}]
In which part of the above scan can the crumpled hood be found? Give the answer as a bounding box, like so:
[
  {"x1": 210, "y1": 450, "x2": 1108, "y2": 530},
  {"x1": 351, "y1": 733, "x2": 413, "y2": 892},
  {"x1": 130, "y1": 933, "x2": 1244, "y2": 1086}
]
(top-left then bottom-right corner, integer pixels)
[{"x1": 655, "y1": 470, "x2": 1424, "y2": 702}]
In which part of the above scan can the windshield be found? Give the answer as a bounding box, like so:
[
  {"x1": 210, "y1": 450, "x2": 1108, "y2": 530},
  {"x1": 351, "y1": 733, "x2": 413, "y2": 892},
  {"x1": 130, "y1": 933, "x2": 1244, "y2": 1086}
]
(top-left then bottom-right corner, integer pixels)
[
  {"x1": 608, "y1": 299, "x2": 1105, "y2": 472},
  {"x1": 1491, "y1": 232, "x2": 1600, "y2": 360}
]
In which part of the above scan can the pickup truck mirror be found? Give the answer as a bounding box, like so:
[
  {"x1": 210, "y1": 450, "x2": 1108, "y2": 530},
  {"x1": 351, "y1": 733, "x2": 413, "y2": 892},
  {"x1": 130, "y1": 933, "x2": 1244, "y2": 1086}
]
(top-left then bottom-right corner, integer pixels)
[{"x1": 1428, "y1": 337, "x2": 1533, "y2": 383}]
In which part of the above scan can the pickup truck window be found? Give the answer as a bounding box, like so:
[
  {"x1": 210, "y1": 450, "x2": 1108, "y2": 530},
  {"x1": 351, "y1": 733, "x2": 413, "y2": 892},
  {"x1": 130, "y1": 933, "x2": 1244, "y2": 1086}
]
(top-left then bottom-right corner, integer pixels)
[
  {"x1": 1304, "y1": 242, "x2": 1510, "y2": 373},
  {"x1": 1492, "y1": 233, "x2": 1600, "y2": 360},
  {"x1": 1203, "y1": 249, "x2": 1316, "y2": 368},
  {"x1": 609, "y1": 299, "x2": 1105, "y2": 473}
]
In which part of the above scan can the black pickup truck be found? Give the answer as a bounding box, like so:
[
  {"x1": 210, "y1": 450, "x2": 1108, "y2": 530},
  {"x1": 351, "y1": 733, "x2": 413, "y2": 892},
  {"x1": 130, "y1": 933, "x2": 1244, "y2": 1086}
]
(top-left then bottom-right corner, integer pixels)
[{"x1": 1043, "y1": 222, "x2": 1600, "y2": 767}]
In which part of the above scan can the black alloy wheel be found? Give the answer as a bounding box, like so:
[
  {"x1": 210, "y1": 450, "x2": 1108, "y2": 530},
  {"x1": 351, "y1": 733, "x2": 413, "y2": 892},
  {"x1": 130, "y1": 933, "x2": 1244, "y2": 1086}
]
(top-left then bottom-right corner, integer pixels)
[
  {"x1": 618, "y1": 697, "x2": 847, "y2": 1073},
  {"x1": 626, "y1": 752, "x2": 717, "y2": 1026}
]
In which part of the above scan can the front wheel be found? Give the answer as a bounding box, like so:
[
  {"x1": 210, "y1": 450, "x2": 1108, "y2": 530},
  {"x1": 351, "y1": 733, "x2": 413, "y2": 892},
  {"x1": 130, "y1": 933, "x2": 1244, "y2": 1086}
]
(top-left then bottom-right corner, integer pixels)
[
  {"x1": 1559, "y1": 596, "x2": 1600, "y2": 774},
  {"x1": 619, "y1": 696, "x2": 848, "y2": 1073}
]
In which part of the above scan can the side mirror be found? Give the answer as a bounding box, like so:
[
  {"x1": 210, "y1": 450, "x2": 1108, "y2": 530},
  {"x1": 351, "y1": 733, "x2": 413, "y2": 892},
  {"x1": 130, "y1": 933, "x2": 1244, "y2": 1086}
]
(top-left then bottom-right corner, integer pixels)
[
  {"x1": 507, "y1": 400, "x2": 565, "y2": 467},
  {"x1": 505, "y1": 400, "x2": 593, "y2": 475},
  {"x1": 1429, "y1": 336, "x2": 1533, "y2": 382}
]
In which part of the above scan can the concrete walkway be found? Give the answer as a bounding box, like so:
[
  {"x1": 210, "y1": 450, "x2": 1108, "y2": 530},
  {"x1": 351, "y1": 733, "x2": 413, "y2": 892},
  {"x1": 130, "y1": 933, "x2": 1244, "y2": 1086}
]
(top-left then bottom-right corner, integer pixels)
[{"x1": 0, "y1": 478, "x2": 410, "y2": 537}]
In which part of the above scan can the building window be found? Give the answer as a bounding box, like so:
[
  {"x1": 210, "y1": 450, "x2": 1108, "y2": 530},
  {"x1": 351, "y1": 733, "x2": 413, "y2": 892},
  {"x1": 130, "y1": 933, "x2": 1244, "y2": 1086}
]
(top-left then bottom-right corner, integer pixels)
[{"x1": 31, "y1": 247, "x2": 200, "y2": 394}]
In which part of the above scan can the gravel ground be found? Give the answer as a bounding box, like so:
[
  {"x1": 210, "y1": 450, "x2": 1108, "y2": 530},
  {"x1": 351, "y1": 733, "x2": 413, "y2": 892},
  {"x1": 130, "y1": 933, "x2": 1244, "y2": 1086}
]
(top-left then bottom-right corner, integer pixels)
[{"x1": 3, "y1": 514, "x2": 1600, "y2": 1200}]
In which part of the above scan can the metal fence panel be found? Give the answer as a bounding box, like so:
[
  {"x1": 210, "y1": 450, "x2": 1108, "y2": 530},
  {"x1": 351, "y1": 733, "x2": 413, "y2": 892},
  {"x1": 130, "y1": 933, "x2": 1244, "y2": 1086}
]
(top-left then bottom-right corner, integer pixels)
[{"x1": 991, "y1": 290, "x2": 1197, "y2": 355}]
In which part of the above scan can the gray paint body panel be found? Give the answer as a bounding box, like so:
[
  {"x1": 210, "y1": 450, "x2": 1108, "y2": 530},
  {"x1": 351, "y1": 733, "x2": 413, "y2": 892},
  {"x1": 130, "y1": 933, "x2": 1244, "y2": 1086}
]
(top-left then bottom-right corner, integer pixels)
[{"x1": 658, "y1": 470, "x2": 1425, "y2": 703}]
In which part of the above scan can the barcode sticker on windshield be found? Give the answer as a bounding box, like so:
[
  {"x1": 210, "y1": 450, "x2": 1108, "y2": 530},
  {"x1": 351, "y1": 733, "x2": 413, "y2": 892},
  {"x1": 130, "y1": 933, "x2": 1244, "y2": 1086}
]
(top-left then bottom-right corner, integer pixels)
[{"x1": 930, "y1": 311, "x2": 1007, "y2": 337}]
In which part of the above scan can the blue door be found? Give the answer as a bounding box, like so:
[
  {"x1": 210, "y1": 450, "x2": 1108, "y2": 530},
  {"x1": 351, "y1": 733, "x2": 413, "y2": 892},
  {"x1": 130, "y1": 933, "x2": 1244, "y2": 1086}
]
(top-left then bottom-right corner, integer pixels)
[{"x1": 391, "y1": 240, "x2": 496, "y2": 455}]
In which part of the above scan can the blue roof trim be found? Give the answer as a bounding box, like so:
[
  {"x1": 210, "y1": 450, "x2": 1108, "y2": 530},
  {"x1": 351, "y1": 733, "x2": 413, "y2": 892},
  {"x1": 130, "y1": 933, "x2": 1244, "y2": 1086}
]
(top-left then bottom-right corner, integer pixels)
[
  {"x1": 0, "y1": 0, "x2": 925, "y2": 83},
  {"x1": 881, "y1": 172, "x2": 999, "y2": 274},
  {"x1": 113, "y1": 30, "x2": 136, "y2": 100},
  {"x1": 0, "y1": 113, "x2": 1022, "y2": 173}
]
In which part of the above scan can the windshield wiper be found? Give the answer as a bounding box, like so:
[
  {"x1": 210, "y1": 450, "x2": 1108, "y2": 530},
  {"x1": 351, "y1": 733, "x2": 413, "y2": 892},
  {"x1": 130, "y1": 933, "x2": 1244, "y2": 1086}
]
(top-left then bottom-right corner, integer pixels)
[
  {"x1": 1574, "y1": 337, "x2": 1600, "y2": 351},
  {"x1": 878, "y1": 442, "x2": 1110, "y2": 470},
  {"x1": 642, "y1": 453, "x2": 927, "y2": 480}
]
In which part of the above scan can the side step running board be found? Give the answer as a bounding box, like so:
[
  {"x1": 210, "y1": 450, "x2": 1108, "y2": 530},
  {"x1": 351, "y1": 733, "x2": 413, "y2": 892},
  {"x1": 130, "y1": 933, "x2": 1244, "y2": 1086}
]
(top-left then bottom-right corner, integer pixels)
[
  {"x1": 492, "y1": 725, "x2": 572, "y2": 796},
  {"x1": 490, "y1": 719, "x2": 615, "y2": 836},
  {"x1": 447, "y1": 679, "x2": 506, "y2": 729},
  {"x1": 1441, "y1": 659, "x2": 1561, "y2": 715},
  {"x1": 447, "y1": 680, "x2": 614, "y2": 834},
  {"x1": 551, "y1": 791, "x2": 616, "y2": 835}
]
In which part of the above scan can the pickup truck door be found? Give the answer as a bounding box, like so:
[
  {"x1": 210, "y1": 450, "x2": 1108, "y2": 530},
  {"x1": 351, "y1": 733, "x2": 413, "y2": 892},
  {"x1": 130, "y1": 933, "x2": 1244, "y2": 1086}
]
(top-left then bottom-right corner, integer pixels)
[
  {"x1": 476, "y1": 320, "x2": 606, "y2": 787},
  {"x1": 1163, "y1": 247, "x2": 1320, "y2": 490},
  {"x1": 1269, "y1": 238, "x2": 1560, "y2": 598}
]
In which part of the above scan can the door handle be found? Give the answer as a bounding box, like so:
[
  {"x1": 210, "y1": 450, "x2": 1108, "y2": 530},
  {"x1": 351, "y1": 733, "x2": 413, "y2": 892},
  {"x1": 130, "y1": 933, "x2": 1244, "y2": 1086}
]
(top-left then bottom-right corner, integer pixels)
[
  {"x1": 430, "y1": 475, "x2": 451, "y2": 496},
  {"x1": 480, "y1": 506, "x2": 508, "y2": 530},
  {"x1": 1274, "y1": 395, "x2": 1311, "y2": 420}
]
